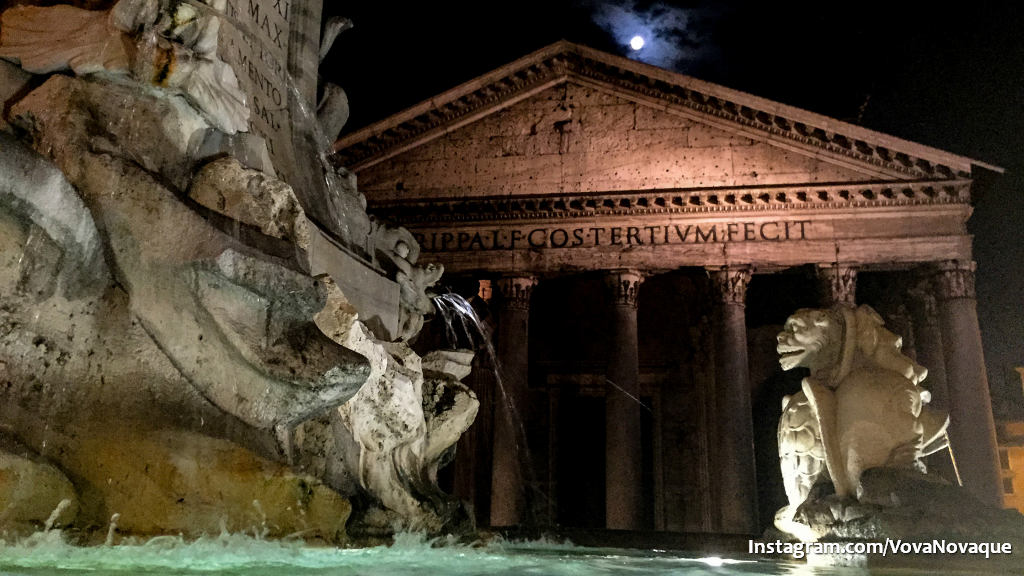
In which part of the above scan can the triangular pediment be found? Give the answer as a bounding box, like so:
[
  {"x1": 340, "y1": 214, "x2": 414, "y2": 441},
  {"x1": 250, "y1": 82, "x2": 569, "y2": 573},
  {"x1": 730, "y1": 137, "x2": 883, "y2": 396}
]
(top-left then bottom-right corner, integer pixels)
[
  {"x1": 334, "y1": 41, "x2": 996, "y2": 190},
  {"x1": 350, "y1": 81, "x2": 901, "y2": 201}
]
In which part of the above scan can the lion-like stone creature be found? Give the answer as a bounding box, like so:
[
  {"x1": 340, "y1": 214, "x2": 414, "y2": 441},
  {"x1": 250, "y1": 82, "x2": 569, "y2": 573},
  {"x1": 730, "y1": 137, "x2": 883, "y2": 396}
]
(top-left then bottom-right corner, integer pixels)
[{"x1": 775, "y1": 305, "x2": 949, "y2": 539}]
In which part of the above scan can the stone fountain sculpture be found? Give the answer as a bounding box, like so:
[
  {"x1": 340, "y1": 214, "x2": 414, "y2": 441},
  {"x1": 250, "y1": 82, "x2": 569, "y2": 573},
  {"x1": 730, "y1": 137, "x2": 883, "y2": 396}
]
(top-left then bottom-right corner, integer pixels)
[
  {"x1": 0, "y1": 0, "x2": 477, "y2": 540},
  {"x1": 774, "y1": 305, "x2": 1023, "y2": 546}
]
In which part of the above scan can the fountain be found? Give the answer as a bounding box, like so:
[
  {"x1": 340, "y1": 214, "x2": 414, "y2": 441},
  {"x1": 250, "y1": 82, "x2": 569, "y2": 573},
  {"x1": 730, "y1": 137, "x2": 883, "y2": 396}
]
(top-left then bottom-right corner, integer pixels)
[
  {"x1": 2, "y1": 2, "x2": 1022, "y2": 574},
  {"x1": 0, "y1": 0, "x2": 477, "y2": 542}
]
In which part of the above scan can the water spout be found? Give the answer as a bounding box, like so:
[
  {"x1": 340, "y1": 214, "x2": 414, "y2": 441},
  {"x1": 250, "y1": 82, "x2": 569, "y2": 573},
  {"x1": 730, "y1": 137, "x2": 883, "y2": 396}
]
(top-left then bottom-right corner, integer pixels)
[
  {"x1": 43, "y1": 499, "x2": 71, "y2": 532},
  {"x1": 105, "y1": 513, "x2": 120, "y2": 546},
  {"x1": 431, "y1": 292, "x2": 550, "y2": 522}
]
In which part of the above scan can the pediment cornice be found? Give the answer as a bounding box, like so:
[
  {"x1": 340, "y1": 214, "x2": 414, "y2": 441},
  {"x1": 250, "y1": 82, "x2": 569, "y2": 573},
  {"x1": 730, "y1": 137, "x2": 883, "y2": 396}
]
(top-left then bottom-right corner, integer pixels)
[
  {"x1": 369, "y1": 179, "x2": 971, "y2": 224},
  {"x1": 333, "y1": 41, "x2": 998, "y2": 178}
]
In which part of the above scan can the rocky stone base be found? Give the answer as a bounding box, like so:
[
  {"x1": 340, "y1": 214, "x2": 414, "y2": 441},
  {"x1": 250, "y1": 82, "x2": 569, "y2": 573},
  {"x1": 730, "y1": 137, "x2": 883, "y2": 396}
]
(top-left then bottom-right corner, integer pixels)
[
  {"x1": 0, "y1": 427, "x2": 351, "y2": 543},
  {"x1": 796, "y1": 468, "x2": 1024, "y2": 542},
  {"x1": 763, "y1": 468, "x2": 1024, "y2": 569},
  {"x1": 0, "y1": 434, "x2": 79, "y2": 537}
]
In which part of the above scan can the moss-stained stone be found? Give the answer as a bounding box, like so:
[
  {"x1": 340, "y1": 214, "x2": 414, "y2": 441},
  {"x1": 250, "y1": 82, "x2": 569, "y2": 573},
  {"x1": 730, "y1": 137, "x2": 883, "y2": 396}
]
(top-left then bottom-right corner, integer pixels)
[
  {"x1": 65, "y1": 427, "x2": 350, "y2": 542},
  {"x1": 0, "y1": 449, "x2": 79, "y2": 534}
]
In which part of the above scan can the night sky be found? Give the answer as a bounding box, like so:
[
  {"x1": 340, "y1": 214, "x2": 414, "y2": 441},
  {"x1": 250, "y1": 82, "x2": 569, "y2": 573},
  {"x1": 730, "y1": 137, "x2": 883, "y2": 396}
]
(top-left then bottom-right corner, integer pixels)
[{"x1": 323, "y1": 1, "x2": 1024, "y2": 415}]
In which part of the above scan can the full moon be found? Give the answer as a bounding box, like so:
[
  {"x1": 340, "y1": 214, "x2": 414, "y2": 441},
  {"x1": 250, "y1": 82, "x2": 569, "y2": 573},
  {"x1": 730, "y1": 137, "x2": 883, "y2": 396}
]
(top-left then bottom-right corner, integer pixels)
[{"x1": 629, "y1": 35, "x2": 645, "y2": 50}]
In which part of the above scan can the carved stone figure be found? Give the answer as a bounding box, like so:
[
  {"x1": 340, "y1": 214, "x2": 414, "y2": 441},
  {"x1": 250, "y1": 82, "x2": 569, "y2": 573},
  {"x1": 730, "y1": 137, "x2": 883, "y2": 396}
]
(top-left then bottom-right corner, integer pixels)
[
  {"x1": 313, "y1": 280, "x2": 478, "y2": 532},
  {"x1": 0, "y1": 0, "x2": 248, "y2": 133},
  {"x1": 0, "y1": 0, "x2": 473, "y2": 540},
  {"x1": 775, "y1": 304, "x2": 950, "y2": 539},
  {"x1": 0, "y1": 0, "x2": 475, "y2": 537}
]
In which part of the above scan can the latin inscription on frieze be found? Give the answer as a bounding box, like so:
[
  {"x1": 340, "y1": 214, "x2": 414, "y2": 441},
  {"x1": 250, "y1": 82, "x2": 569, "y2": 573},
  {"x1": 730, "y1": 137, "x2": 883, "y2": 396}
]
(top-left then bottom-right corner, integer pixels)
[{"x1": 414, "y1": 219, "x2": 814, "y2": 252}]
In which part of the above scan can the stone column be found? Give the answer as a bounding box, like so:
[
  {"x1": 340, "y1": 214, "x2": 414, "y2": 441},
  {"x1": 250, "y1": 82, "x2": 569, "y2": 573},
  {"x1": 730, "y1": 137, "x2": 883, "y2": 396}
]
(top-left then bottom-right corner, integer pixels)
[
  {"x1": 881, "y1": 300, "x2": 917, "y2": 362},
  {"x1": 489, "y1": 275, "x2": 536, "y2": 527},
  {"x1": 932, "y1": 261, "x2": 1002, "y2": 506},
  {"x1": 454, "y1": 280, "x2": 495, "y2": 522},
  {"x1": 708, "y1": 266, "x2": 759, "y2": 534},
  {"x1": 604, "y1": 269, "x2": 645, "y2": 530},
  {"x1": 906, "y1": 280, "x2": 955, "y2": 481},
  {"x1": 907, "y1": 283, "x2": 949, "y2": 410},
  {"x1": 816, "y1": 263, "x2": 857, "y2": 307}
]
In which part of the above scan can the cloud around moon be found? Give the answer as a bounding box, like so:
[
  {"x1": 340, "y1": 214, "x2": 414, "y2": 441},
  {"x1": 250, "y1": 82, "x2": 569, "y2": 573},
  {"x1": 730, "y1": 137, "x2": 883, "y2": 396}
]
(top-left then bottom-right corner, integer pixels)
[{"x1": 589, "y1": 1, "x2": 721, "y2": 72}]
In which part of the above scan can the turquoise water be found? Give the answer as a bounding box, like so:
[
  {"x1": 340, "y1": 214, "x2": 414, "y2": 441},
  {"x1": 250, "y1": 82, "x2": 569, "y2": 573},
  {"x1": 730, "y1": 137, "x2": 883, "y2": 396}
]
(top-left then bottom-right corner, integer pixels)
[{"x1": 0, "y1": 532, "x2": 865, "y2": 576}]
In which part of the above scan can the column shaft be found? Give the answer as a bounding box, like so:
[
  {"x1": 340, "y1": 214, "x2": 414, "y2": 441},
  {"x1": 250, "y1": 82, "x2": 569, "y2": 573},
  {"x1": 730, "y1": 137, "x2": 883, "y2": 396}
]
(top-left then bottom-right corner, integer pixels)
[
  {"x1": 933, "y1": 262, "x2": 1002, "y2": 506},
  {"x1": 907, "y1": 285, "x2": 950, "y2": 410},
  {"x1": 709, "y1": 267, "x2": 758, "y2": 534},
  {"x1": 905, "y1": 284, "x2": 956, "y2": 481},
  {"x1": 604, "y1": 270, "x2": 644, "y2": 530},
  {"x1": 489, "y1": 276, "x2": 535, "y2": 527}
]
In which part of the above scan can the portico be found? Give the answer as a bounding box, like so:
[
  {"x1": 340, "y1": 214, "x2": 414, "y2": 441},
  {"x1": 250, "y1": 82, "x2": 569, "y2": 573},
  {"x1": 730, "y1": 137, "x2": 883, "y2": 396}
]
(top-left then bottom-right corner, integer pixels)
[{"x1": 333, "y1": 41, "x2": 1002, "y2": 532}]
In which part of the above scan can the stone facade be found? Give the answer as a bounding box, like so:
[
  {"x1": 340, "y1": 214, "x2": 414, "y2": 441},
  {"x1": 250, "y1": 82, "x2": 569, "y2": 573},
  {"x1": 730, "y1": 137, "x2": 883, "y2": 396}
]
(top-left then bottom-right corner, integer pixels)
[{"x1": 335, "y1": 41, "x2": 1001, "y2": 533}]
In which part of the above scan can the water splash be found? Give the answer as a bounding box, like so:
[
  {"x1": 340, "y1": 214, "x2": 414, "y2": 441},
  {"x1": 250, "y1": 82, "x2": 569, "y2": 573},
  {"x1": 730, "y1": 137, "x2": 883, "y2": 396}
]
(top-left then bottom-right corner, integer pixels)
[
  {"x1": 431, "y1": 293, "x2": 491, "y2": 351},
  {"x1": 105, "y1": 513, "x2": 120, "y2": 546},
  {"x1": 43, "y1": 499, "x2": 71, "y2": 533},
  {"x1": 0, "y1": 530, "x2": 767, "y2": 576}
]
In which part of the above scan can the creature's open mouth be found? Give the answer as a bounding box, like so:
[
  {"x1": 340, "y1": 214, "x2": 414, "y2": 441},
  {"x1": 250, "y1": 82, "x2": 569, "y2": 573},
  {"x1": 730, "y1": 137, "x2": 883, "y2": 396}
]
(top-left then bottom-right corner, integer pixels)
[
  {"x1": 776, "y1": 344, "x2": 807, "y2": 369},
  {"x1": 776, "y1": 344, "x2": 805, "y2": 359}
]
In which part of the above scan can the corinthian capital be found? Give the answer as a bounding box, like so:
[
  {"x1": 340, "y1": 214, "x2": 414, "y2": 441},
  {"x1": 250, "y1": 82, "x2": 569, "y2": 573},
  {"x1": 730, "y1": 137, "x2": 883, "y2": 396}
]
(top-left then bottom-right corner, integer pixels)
[
  {"x1": 906, "y1": 279, "x2": 939, "y2": 325},
  {"x1": 932, "y1": 260, "x2": 976, "y2": 300},
  {"x1": 816, "y1": 264, "x2": 857, "y2": 307},
  {"x1": 495, "y1": 276, "x2": 536, "y2": 310},
  {"x1": 708, "y1": 266, "x2": 752, "y2": 305},
  {"x1": 604, "y1": 269, "x2": 645, "y2": 308}
]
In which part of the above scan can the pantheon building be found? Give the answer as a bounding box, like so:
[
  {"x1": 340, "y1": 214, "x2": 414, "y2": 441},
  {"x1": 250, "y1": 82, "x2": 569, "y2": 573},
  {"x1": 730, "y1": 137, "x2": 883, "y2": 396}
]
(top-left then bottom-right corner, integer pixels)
[{"x1": 333, "y1": 42, "x2": 1003, "y2": 534}]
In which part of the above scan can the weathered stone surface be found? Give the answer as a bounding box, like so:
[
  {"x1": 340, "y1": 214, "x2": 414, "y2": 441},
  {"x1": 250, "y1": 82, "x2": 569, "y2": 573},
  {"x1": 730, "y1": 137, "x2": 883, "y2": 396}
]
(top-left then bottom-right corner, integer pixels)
[
  {"x1": 309, "y1": 226, "x2": 401, "y2": 341},
  {"x1": 313, "y1": 279, "x2": 477, "y2": 533},
  {"x1": 0, "y1": 131, "x2": 109, "y2": 299},
  {"x1": 10, "y1": 75, "x2": 208, "y2": 190},
  {"x1": 65, "y1": 427, "x2": 350, "y2": 541},
  {"x1": 71, "y1": 152, "x2": 367, "y2": 433},
  {"x1": 341, "y1": 44, "x2": 978, "y2": 283},
  {"x1": 314, "y1": 278, "x2": 427, "y2": 519},
  {"x1": 0, "y1": 2, "x2": 471, "y2": 540},
  {"x1": 356, "y1": 83, "x2": 874, "y2": 202},
  {"x1": 793, "y1": 468, "x2": 1024, "y2": 544},
  {"x1": 217, "y1": 0, "x2": 324, "y2": 208},
  {"x1": 6, "y1": 73, "x2": 371, "y2": 455},
  {"x1": 419, "y1": 349, "x2": 479, "y2": 484},
  {"x1": 318, "y1": 82, "x2": 350, "y2": 141},
  {"x1": 195, "y1": 129, "x2": 275, "y2": 174},
  {"x1": 422, "y1": 349, "x2": 474, "y2": 381},
  {"x1": 190, "y1": 157, "x2": 310, "y2": 248},
  {"x1": 0, "y1": 59, "x2": 31, "y2": 132},
  {"x1": 0, "y1": 441, "x2": 79, "y2": 534},
  {"x1": 0, "y1": 4, "x2": 129, "y2": 75},
  {"x1": 1, "y1": 1, "x2": 248, "y2": 134}
]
